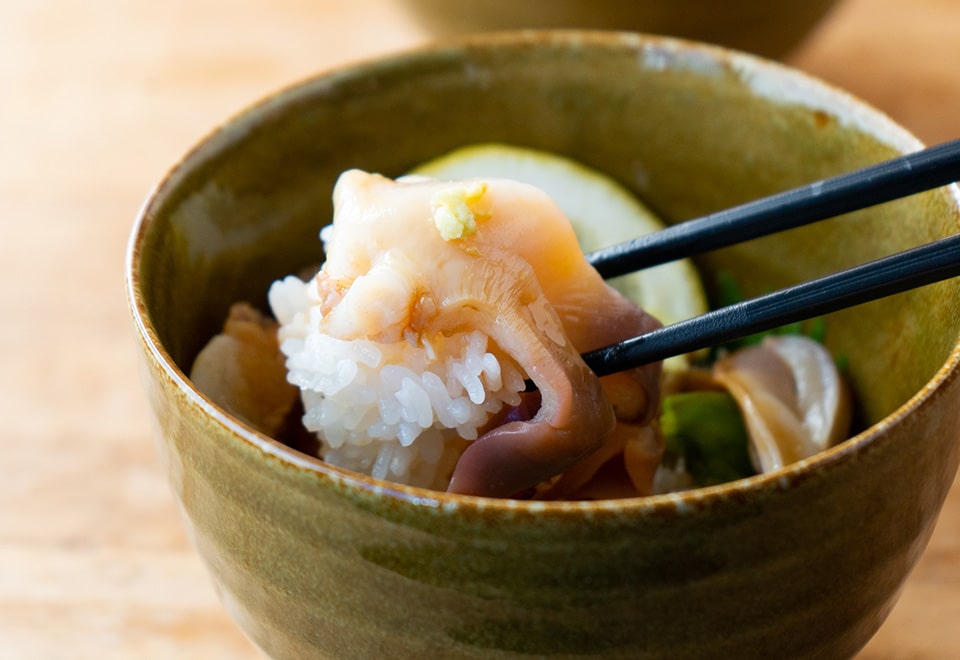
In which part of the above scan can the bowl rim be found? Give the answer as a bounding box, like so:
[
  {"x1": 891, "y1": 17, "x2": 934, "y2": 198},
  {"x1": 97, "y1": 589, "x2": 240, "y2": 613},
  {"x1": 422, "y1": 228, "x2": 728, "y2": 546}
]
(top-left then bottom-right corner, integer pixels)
[{"x1": 125, "y1": 29, "x2": 960, "y2": 518}]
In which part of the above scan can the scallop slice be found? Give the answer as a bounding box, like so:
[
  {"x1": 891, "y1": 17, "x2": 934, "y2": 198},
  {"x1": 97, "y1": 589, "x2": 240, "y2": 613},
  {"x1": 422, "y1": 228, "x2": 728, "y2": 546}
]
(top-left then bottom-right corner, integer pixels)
[{"x1": 712, "y1": 335, "x2": 851, "y2": 473}]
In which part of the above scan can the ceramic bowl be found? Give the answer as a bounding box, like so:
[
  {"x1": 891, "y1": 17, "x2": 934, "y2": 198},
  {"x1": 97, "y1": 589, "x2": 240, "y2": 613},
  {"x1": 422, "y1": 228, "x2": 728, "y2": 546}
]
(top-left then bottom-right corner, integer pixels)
[
  {"x1": 126, "y1": 32, "x2": 960, "y2": 659},
  {"x1": 398, "y1": 0, "x2": 839, "y2": 59}
]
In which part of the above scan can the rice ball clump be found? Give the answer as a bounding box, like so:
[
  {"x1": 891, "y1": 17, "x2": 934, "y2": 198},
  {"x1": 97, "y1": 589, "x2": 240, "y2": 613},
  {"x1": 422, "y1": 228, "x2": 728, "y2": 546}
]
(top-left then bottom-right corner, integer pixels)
[{"x1": 268, "y1": 275, "x2": 527, "y2": 490}]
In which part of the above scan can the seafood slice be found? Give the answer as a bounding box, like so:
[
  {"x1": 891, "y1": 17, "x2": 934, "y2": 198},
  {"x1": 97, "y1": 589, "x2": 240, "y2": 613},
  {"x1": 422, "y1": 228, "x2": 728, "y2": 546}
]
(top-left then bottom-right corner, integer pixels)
[
  {"x1": 412, "y1": 142, "x2": 709, "y2": 370},
  {"x1": 190, "y1": 302, "x2": 299, "y2": 437},
  {"x1": 713, "y1": 335, "x2": 851, "y2": 472},
  {"x1": 271, "y1": 170, "x2": 662, "y2": 497}
]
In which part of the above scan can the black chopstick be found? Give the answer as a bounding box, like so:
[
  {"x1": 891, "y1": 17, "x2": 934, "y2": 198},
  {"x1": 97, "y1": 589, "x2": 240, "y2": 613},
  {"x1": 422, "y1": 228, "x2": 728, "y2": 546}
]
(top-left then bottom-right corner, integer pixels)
[
  {"x1": 583, "y1": 232, "x2": 960, "y2": 376},
  {"x1": 586, "y1": 138, "x2": 960, "y2": 278}
]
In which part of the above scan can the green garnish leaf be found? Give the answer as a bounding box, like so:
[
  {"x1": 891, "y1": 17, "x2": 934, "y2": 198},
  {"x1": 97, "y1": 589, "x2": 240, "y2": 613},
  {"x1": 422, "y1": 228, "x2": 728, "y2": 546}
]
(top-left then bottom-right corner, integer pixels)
[{"x1": 660, "y1": 391, "x2": 755, "y2": 486}]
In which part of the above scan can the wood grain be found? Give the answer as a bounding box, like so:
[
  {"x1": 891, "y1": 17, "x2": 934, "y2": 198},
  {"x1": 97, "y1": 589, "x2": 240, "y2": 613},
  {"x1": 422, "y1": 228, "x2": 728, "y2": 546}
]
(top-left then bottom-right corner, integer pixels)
[{"x1": 2, "y1": 0, "x2": 957, "y2": 656}]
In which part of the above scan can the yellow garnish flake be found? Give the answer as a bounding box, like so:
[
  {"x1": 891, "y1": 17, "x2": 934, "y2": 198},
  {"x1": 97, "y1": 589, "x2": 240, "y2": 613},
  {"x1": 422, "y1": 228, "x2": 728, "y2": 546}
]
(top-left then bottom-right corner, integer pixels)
[{"x1": 431, "y1": 182, "x2": 489, "y2": 241}]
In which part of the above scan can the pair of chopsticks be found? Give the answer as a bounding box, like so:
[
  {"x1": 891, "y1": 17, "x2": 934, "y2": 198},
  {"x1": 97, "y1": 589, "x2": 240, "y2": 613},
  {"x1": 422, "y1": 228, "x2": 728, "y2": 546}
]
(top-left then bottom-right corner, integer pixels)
[{"x1": 582, "y1": 138, "x2": 960, "y2": 377}]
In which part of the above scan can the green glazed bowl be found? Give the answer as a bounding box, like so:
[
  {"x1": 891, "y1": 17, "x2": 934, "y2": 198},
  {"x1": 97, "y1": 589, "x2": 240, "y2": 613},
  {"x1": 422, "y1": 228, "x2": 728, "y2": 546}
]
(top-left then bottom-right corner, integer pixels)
[{"x1": 126, "y1": 32, "x2": 960, "y2": 659}]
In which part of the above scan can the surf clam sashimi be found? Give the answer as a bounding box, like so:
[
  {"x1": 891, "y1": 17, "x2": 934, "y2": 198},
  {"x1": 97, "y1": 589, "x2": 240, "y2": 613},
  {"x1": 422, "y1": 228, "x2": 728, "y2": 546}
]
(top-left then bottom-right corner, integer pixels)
[{"x1": 265, "y1": 170, "x2": 663, "y2": 497}]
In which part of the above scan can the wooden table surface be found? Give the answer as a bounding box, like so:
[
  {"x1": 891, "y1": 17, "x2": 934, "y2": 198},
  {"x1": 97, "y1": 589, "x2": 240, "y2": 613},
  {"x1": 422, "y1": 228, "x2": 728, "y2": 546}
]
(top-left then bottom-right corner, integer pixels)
[{"x1": 3, "y1": 0, "x2": 959, "y2": 656}]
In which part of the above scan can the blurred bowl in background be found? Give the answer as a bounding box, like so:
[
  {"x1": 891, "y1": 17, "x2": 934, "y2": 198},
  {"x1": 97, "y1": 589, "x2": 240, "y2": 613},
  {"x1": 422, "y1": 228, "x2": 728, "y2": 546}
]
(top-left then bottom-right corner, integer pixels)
[{"x1": 398, "y1": 0, "x2": 840, "y2": 59}]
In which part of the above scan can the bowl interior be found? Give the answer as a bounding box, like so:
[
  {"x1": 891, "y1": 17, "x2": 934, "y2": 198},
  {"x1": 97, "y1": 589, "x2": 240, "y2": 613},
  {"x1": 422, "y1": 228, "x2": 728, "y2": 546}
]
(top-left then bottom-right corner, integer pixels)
[{"x1": 134, "y1": 33, "x2": 960, "y2": 440}]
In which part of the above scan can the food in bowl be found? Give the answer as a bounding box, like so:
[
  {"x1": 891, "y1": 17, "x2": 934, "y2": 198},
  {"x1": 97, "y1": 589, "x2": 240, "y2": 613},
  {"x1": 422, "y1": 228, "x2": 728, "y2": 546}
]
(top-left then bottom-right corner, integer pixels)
[{"x1": 190, "y1": 145, "x2": 852, "y2": 499}]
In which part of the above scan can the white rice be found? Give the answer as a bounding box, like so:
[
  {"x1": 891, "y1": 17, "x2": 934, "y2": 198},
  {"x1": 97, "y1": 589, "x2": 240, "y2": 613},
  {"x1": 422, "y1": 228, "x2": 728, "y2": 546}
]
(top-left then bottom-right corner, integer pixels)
[{"x1": 268, "y1": 275, "x2": 526, "y2": 490}]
